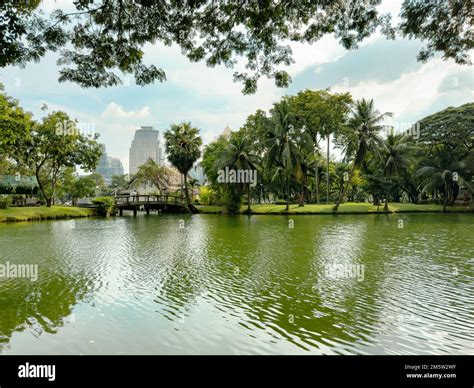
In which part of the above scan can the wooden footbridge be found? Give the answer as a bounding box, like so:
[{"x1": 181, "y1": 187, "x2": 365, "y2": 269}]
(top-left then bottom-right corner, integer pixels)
[{"x1": 115, "y1": 195, "x2": 196, "y2": 215}]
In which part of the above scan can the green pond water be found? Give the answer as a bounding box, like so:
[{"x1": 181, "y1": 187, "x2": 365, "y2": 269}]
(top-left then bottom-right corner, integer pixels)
[{"x1": 0, "y1": 213, "x2": 472, "y2": 355}]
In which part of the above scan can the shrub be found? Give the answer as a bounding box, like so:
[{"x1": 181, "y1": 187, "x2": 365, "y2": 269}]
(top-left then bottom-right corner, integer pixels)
[
  {"x1": 92, "y1": 196, "x2": 115, "y2": 216},
  {"x1": 199, "y1": 186, "x2": 216, "y2": 205},
  {"x1": 0, "y1": 195, "x2": 11, "y2": 209}
]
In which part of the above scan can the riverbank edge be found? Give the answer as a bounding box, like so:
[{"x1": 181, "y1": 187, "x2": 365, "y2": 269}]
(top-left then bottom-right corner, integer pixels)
[
  {"x1": 195, "y1": 205, "x2": 474, "y2": 215},
  {"x1": 1, "y1": 205, "x2": 472, "y2": 221},
  {"x1": 0, "y1": 206, "x2": 96, "y2": 222}
]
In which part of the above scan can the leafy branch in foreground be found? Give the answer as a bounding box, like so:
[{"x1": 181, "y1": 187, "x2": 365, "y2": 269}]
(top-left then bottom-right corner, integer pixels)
[{"x1": 5, "y1": 0, "x2": 469, "y2": 93}]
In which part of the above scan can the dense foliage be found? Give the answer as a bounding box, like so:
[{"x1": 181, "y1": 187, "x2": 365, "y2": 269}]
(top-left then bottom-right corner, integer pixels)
[
  {"x1": 201, "y1": 91, "x2": 473, "y2": 213},
  {"x1": 1, "y1": 1, "x2": 471, "y2": 93},
  {"x1": 164, "y1": 122, "x2": 202, "y2": 209},
  {"x1": 0, "y1": 85, "x2": 102, "y2": 206}
]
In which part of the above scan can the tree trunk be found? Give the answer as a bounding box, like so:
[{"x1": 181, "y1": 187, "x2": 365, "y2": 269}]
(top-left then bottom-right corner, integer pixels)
[
  {"x1": 443, "y1": 181, "x2": 448, "y2": 212},
  {"x1": 298, "y1": 192, "x2": 304, "y2": 207},
  {"x1": 326, "y1": 134, "x2": 330, "y2": 203},
  {"x1": 299, "y1": 173, "x2": 307, "y2": 207},
  {"x1": 35, "y1": 171, "x2": 52, "y2": 208},
  {"x1": 333, "y1": 162, "x2": 357, "y2": 211},
  {"x1": 315, "y1": 161, "x2": 319, "y2": 204},
  {"x1": 384, "y1": 199, "x2": 389, "y2": 212},
  {"x1": 450, "y1": 182, "x2": 458, "y2": 205},
  {"x1": 285, "y1": 177, "x2": 289, "y2": 211},
  {"x1": 183, "y1": 173, "x2": 190, "y2": 210},
  {"x1": 247, "y1": 183, "x2": 251, "y2": 213}
]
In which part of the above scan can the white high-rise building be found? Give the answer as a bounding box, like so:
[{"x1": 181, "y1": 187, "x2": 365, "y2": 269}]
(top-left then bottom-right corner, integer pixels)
[{"x1": 129, "y1": 126, "x2": 163, "y2": 175}]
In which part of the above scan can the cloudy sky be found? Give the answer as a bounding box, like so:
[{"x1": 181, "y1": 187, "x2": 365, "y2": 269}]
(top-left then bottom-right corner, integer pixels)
[{"x1": 1, "y1": 0, "x2": 472, "y2": 173}]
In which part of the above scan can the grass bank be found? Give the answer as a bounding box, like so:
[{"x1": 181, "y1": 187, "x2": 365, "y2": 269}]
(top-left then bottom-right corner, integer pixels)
[
  {"x1": 0, "y1": 206, "x2": 95, "y2": 222},
  {"x1": 196, "y1": 202, "x2": 474, "y2": 215}
]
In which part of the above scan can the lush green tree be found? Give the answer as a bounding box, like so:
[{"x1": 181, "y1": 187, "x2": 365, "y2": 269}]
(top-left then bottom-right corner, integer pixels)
[
  {"x1": 334, "y1": 98, "x2": 391, "y2": 211},
  {"x1": 417, "y1": 102, "x2": 473, "y2": 160},
  {"x1": 164, "y1": 122, "x2": 202, "y2": 210},
  {"x1": 70, "y1": 176, "x2": 96, "y2": 205},
  {"x1": 54, "y1": 166, "x2": 76, "y2": 203},
  {"x1": 0, "y1": 0, "x2": 42, "y2": 67},
  {"x1": 323, "y1": 160, "x2": 364, "y2": 203},
  {"x1": 287, "y1": 90, "x2": 352, "y2": 138},
  {"x1": 399, "y1": 0, "x2": 472, "y2": 65},
  {"x1": 4, "y1": 2, "x2": 469, "y2": 93},
  {"x1": 198, "y1": 185, "x2": 217, "y2": 206},
  {"x1": 361, "y1": 168, "x2": 391, "y2": 209},
  {"x1": 266, "y1": 99, "x2": 301, "y2": 211},
  {"x1": 0, "y1": 0, "x2": 468, "y2": 93},
  {"x1": 201, "y1": 135, "x2": 229, "y2": 185},
  {"x1": 412, "y1": 103, "x2": 473, "y2": 208},
  {"x1": 417, "y1": 148, "x2": 472, "y2": 211},
  {"x1": 132, "y1": 158, "x2": 171, "y2": 194},
  {"x1": 203, "y1": 99, "x2": 474, "y2": 211},
  {"x1": 217, "y1": 132, "x2": 259, "y2": 213},
  {"x1": 286, "y1": 89, "x2": 353, "y2": 203},
  {"x1": 0, "y1": 1, "x2": 385, "y2": 92},
  {"x1": 293, "y1": 131, "x2": 317, "y2": 207},
  {"x1": 12, "y1": 111, "x2": 102, "y2": 207},
  {"x1": 88, "y1": 172, "x2": 106, "y2": 191},
  {"x1": 0, "y1": 84, "x2": 33, "y2": 158},
  {"x1": 239, "y1": 109, "x2": 272, "y2": 154},
  {"x1": 378, "y1": 133, "x2": 414, "y2": 210},
  {"x1": 201, "y1": 134, "x2": 230, "y2": 205},
  {"x1": 187, "y1": 178, "x2": 200, "y2": 201},
  {"x1": 110, "y1": 174, "x2": 129, "y2": 191}
]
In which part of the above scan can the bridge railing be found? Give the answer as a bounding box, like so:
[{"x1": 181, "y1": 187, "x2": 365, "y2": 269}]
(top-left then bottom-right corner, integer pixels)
[{"x1": 114, "y1": 195, "x2": 186, "y2": 206}]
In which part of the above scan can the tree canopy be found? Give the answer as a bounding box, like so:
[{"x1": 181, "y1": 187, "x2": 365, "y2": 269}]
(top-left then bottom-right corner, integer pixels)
[
  {"x1": 0, "y1": 84, "x2": 33, "y2": 158},
  {"x1": 1, "y1": 0, "x2": 470, "y2": 93},
  {"x1": 201, "y1": 90, "x2": 472, "y2": 213},
  {"x1": 417, "y1": 102, "x2": 473, "y2": 159}
]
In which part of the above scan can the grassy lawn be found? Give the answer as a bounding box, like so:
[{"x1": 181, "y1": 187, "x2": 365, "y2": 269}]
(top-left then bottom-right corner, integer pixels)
[
  {"x1": 0, "y1": 206, "x2": 95, "y2": 222},
  {"x1": 196, "y1": 202, "x2": 473, "y2": 214}
]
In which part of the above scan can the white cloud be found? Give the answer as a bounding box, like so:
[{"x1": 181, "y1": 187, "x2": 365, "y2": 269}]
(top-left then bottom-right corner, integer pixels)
[
  {"x1": 100, "y1": 102, "x2": 150, "y2": 120},
  {"x1": 286, "y1": 36, "x2": 347, "y2": 77},
  {"x1": 331, "y1": 58, "x2": 465, "y2": 125}
]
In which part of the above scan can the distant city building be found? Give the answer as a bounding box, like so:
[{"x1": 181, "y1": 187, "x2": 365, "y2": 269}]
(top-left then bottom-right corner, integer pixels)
[
  {"x1": 129, "y1": 126, "x2": 164, "y2": 175},
  {"x1": 95, "y1": 144, "x2": 124, "y2": 182},
  {"x1": 96, "y1": 144, "x2": 108, "y2": 176},
  {"x1": 221, "y1": 125, "x2": 232, "y2": 140},
  {"x1": 107, "y1": 157, "x2": 124, "y2": 177}
]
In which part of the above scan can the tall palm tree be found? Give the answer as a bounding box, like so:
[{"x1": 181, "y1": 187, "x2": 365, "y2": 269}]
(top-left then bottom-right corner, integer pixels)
[
  {"x1": 333, "y1": 99, "x2": 392, "y2": 211},
  {"x1": 380, "y1": 133, "x2": 414, "y2": 211},
  {"x1": 217, "y1": 132, "x2": 259, "y2": 213},
  {"x1": 295, "y1": 132, "x2": 317, "y2": 206},
  {"x1": 164, "y1": 122, "x2": 202, "y2": 211},
  {"x1": 187, "y1": 177, "x2": 200, "y2": 201},
  {"x1": 266, "y1": 99, "x2": 301, "y2": 211}
]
